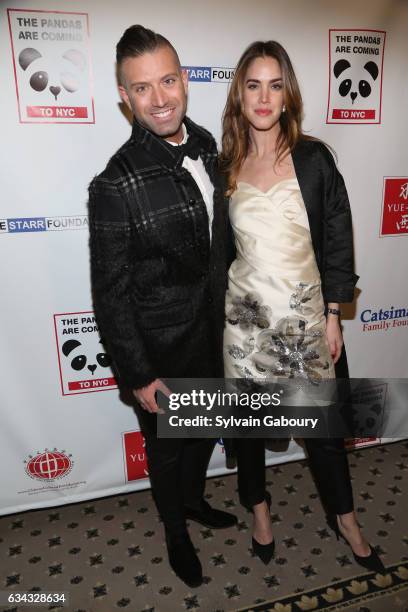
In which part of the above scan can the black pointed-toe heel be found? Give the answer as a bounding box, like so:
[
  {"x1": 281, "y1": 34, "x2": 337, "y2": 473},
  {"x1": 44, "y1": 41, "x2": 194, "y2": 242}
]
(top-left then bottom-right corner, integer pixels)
[
  {"x1": 252, "y1": 536, "x2": 275, "y2": 565},
  {"x1": 353, "y1": 545, "x2": 386, "y2": 574},
  {"x1": 326, "y1": 515, "x2": 386, "y2": 574}
]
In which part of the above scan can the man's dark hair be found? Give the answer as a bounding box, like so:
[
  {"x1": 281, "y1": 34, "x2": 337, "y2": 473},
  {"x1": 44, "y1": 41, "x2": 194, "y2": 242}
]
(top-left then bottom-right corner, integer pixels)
[{"x1": 116, "y1": 24, "x2": 180, "y2": 69}]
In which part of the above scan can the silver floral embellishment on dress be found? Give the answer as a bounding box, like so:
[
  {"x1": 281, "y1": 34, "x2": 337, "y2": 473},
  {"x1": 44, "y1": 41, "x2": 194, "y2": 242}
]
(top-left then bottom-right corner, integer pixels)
[
  {"x1": 234, "y1": 364, "x2": 256, "y2": 379},
  {"x1": 227, "y1": 336, "x2": 255, "y2": 360},
  {"x1": 228, "y1": 345, "x2": 246, "y2": 359},
  {"x1": 226, "y1": 292, "x2": 271, "y2": 331},
  {"x1": 289, "y1": 282, "x2": 318, "y2": 315},
  {"x1": 252, "y1": 316, "x2": 329, "y2": 384}
]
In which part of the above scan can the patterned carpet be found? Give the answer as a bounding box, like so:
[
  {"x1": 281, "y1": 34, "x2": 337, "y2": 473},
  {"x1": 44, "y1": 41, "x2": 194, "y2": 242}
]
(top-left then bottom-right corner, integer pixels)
[{"x1": 1, "y1": 440, "x2": 407, "y2": 612}]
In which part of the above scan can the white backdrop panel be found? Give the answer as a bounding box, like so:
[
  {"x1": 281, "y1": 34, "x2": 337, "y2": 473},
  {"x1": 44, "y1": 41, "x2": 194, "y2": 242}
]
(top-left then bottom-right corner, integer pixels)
[{"x1": 1, "y1": 0, "x2": 407, "y2": 515}]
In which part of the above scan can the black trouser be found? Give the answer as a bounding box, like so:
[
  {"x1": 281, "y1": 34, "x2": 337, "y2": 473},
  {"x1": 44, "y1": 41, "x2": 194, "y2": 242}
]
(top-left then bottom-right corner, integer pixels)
[
  {"x1": 135, "y1": 405, "x2": 216, "y2": 536},
  {"x1": 235, "y1": 437, "x2": 354, "y2": 516}
]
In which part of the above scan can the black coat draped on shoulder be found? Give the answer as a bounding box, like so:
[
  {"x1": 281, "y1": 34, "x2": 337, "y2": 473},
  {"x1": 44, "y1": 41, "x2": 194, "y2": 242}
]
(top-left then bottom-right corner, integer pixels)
[
  {"x1": 292, "y1": 138, "x2": 359, "y2": 377},
  {"x1": 292, "y1": 139, "x2": 359, "y2": 304}
]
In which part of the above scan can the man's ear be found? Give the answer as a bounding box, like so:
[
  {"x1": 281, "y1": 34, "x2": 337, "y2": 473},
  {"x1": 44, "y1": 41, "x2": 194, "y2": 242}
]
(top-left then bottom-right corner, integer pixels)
[
  {"x1": 181, "y1": 68, "x2": 189, "y2": 95},
  {"x1": 118, "y1": 84, "x2": 131, "y2": 111}
]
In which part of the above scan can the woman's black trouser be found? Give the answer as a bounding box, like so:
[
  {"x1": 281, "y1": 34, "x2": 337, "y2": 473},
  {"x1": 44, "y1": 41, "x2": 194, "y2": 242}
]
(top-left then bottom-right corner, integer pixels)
[{"x1": 235, "y1": 437, "x2": 354, "y2": 515}]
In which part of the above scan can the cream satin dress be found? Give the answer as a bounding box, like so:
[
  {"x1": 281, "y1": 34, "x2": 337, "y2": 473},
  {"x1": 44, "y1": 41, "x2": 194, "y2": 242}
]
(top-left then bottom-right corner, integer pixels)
[{"x1": 223, "y1": 177, "x2": 335, "y2": 383}]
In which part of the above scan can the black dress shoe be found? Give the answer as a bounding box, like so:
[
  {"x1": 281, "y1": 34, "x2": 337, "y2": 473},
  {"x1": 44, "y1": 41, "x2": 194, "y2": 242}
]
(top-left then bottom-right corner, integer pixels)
[
  {"x1": 185, "y1": 500, "x2": 238, "y2": 529},
  {"x1": 165, "y1": 532, "x2": 203, "y2": 588},
  {"x1": 326, "y1": 514, "x2": 386, "y2": 574}
]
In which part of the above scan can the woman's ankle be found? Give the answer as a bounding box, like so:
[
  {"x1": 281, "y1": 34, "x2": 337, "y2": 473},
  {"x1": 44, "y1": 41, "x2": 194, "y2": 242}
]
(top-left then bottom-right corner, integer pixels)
[
  {"x1": 337, "y1": 511, "x2": 358, "y2": 530},
  {"x1": 253, "y1": 500, "x2": 268, "y2": 515}
]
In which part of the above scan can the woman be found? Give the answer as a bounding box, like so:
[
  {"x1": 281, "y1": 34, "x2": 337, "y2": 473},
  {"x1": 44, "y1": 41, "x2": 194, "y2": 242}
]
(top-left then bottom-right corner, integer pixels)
[{"x1": 221, "y1": 41, "x2": 385, "y2": 571}]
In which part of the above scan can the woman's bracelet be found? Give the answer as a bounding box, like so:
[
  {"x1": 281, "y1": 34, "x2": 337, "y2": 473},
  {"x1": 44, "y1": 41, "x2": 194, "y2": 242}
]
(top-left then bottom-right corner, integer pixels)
[{"x1": 327, "y1": 307, "x2": 341, "y2": 316}]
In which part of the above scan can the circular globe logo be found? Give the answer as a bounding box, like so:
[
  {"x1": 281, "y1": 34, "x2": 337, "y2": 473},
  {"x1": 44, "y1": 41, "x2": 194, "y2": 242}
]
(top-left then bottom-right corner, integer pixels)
[{"x1": 24, "y1": 449, "x2": 73, "y2": 480}]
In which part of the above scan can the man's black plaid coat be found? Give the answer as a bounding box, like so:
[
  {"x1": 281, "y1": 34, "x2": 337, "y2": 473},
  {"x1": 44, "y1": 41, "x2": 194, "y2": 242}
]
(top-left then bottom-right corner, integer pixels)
[{"x1": 88, "y1": 117, "x2": 231, "y2": 389}]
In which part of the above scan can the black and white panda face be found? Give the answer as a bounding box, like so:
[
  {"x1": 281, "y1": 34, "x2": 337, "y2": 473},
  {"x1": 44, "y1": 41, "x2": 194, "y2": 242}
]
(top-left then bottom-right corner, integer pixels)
[
  {"x1": 62, "y1": 339, "x2": 112, "y2": 377},
  {"x1": 18, "y1": 47, "x2": 86, "y2": 100},
  {"x1": 333, "y1": 59, "x2": 379, "y2": 104}
]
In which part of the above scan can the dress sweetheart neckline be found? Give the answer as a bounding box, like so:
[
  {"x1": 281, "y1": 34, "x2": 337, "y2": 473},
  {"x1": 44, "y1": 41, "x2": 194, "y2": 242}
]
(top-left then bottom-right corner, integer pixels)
[{"x1": 237, "y1": 177, "x2": 298, "y2": 195}]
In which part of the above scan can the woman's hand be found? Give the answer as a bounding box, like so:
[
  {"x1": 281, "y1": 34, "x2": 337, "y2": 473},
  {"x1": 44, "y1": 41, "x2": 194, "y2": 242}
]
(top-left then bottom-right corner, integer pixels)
[{"x1": 326, "y1": 313, "x2": 343, "y2": 364}]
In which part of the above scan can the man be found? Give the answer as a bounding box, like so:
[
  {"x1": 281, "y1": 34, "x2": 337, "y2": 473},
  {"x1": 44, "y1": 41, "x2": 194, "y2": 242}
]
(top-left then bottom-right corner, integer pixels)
[{"x1": 88, "y1": 25, "x2": 236, "y2": 588}]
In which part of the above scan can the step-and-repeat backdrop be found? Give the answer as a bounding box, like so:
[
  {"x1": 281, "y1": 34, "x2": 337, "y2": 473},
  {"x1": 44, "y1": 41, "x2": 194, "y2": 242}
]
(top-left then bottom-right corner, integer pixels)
[{"x1": 1, "y1": 0, "x2": 407, "y2": 515}]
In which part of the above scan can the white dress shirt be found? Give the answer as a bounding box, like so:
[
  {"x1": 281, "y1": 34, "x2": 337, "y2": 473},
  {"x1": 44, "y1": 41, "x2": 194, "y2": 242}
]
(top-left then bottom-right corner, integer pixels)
[{"x1": 168, "y1": 123, "x2": 214, "y2": 240}]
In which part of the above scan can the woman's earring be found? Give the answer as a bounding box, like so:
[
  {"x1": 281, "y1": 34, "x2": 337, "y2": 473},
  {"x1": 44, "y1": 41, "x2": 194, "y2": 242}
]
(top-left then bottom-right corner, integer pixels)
[{"x1": 282, "y1": 105, "x2": 286, "y2": 113}]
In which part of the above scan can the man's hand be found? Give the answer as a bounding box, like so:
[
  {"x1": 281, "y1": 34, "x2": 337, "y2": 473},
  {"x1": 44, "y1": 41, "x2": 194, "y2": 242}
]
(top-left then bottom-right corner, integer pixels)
[
  {"x1": 326, "y1": 314, "x2": 343, "y2": 364},
  {"x1": 133, "y1": 379, "x2": 171, "y2": 414}
]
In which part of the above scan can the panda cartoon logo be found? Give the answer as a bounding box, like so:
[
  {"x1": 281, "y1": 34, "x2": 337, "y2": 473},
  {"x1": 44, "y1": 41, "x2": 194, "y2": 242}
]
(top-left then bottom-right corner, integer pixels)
[
  {"x1": 62, "y1": 338, "x2": 113, "y2": 379},
  {"x1": 333, "y1": 59, "x2": 379, "y2": 104},
  {"x1": 18, "y1": 46, "x2": 86, "y2": 101}
]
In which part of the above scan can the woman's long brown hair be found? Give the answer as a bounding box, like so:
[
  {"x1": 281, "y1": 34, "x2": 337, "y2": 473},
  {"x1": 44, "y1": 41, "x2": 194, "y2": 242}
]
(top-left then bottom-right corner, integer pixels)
[{"x1": 220, "y1": 40, "x2": 313, "y2": 195}]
